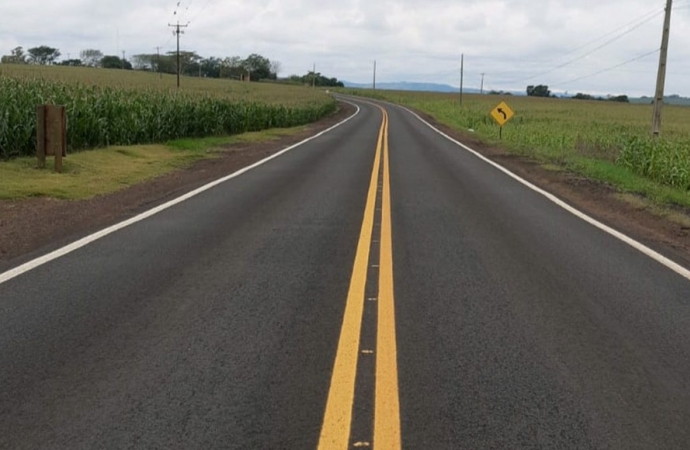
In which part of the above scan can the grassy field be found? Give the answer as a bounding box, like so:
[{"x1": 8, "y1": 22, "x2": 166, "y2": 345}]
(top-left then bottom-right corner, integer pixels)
[
  {"x1": 0, "y1": 125, "x2": 305, "y2": 200},
  {"x1": 0, "y1": 64, "x2": 335, "y2": 159},
  {"x1": 345, "y1": 89, "x2": 690, "y2": 207}
]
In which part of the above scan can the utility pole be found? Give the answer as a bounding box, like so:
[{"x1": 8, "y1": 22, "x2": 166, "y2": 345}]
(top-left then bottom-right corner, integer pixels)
[
  {"x1": 312, "y1": 63, "x2": 316, "y2": 88},
  {"x1": 652, "y1": 0, "x2": 673, "y2": 137},
  {"x1": 168, "y1": 22, "x2": 188, "y2": 88},
  {"x1": 155, "y1": 46, "x2": 162, "y2": 79},
  {"x1": 480, "y1": 73, "x2": 485, "y2": 95},
  {"x1": 122, "y1": 50, "x2": 126, "y2": 70},
  {"x1": 373, "y1": 60, "x2": 377, "y2": 90},
  {"x1": 460, "y1": 53, "x2": 464, "y2": 104}
]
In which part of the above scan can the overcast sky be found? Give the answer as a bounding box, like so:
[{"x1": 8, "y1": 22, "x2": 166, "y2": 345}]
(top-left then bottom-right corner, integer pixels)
[{"x1": 2, "y1": 0, "x2": 690, "y2": 96}]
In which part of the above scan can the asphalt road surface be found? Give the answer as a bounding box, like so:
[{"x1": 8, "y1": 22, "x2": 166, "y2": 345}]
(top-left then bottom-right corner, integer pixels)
[{"x1": 2, "y1": 98, "x2": 690, "y2": 450}]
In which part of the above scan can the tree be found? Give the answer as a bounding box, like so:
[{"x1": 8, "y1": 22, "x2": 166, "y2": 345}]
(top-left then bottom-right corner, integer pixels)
[
  {"x1": 526, "y1": 85, "x2": 551, "y2": 97},
  {"x1": 573, "y1": 93, "x2": 595, "y2": 100},
  {"x1": 1, "y1": 46, "x2": 28, "y2": 64},
  {"x1": 167, "y1": 51, "x2": 201, "y2": 76},
  {"x1": 270, "y1": 60, "x2": 282, "y2": 80},
  {"x1": 59, "y1": 59, "x2": 83, "y2": 67},
  {"x1": 200, "y1": 57, "x2": 223, "y2": 78},
  {"x1": 80, "y1": 49, "x2": 103, "y2": 67},
  {"x1": 27, "y1": 46, "x2": 61, "y2": 65},
  {"x1": 609, "y1": 95, "x2": 630, "y2": 103},
  {"x1": 293, "y1": 71, "x2": 344, "y2": 87},
  {"x1": 101, "y1": 55, "x2": 132, "y2": 70},
  {"x1": 131, "y1": 54, "x2": 155, "y2": 71},
  {"x1": 221, "y1": 56, "x2": 244, "y2": 79},
  {"x1": 243, "y1": 53, "x2": 272, "y2": 81}
]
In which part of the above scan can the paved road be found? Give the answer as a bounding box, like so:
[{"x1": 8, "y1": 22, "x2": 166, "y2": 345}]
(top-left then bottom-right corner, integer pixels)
[{"x1": 1, "y1": 98, "x2": 690, "y2": 449}]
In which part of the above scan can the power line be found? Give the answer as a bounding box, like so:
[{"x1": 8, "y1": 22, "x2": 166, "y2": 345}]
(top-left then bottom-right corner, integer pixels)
[
  {"x1": 552, "y1": 48, "x2": 660, "y2": 87},
  {"x1": 558, "y1": 6, "x2": 663, "y2": 60},
  {"x1": 507, "y1": 8, "x2": 663, "y2": 86},
  {"x1": 188, "y1": 0, "x2": 214, "y2": 24}
]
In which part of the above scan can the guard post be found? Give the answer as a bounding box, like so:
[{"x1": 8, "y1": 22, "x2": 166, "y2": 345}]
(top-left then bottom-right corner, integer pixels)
[{"x1": 36, "y1": 105, "x2": 67, "y2": 173}]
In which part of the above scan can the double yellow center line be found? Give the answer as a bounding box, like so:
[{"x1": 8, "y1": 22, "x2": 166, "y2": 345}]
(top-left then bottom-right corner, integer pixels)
[{"x1": 318, "y1": 107, "x2": 401, "y2": 449}]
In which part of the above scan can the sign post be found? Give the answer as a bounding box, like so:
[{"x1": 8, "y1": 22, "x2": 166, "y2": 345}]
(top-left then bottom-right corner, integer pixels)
[{"x1": 490, "y1": 101, "x2": 515, "y2": 139}]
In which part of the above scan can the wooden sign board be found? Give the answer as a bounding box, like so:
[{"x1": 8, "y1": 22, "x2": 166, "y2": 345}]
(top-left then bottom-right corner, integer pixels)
[{"x1": 36, "y1": 105, "x2": 67, "y2": 172}]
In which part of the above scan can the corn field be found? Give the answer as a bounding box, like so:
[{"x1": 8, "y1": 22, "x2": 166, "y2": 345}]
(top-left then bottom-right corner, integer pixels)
[
  {"x1": 0, "y1": 72, "x2": 336, "y2": 159},
  {"x1": 346, "y1": 89, "x2": 690, "y2": 192}
]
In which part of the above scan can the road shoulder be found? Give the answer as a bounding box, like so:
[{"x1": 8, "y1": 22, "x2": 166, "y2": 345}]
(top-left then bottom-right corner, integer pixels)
[
  {"x1": 404, "y1": 106, "x2": 690, "y2": 269},
  {"x1": 0, "y1": 101, "x2": 356, "y2": 267}
]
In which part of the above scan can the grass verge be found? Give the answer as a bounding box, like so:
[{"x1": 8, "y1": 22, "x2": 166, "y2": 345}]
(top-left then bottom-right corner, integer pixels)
[{"x1": 0, "y1": 126, "x2": 304, "y2": 201}]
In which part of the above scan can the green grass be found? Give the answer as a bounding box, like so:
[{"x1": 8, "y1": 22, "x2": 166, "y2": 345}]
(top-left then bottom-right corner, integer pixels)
[
  {"x1": 0, "y1": 64, "x2": 335, "y2": 159},
  {"x1": 343, "y1": 89, "x2": 690, "y2": 209},
  {"x1": 0, "y1": 125, "x2": 306, "y2": 200}
]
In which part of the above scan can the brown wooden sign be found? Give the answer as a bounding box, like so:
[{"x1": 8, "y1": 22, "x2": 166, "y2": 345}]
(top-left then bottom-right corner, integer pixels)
[{"x1": 36, "y1": 105, "x2": 67, "y2": 172}]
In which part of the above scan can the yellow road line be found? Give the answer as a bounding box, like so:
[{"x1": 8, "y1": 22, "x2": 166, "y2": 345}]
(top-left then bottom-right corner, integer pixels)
[
  {"x1": 318, "y1": 110, "x2": 386, "y2": 450},
  {"x1": 374, "y1": 109, "x2": 402, "y2": 450}
]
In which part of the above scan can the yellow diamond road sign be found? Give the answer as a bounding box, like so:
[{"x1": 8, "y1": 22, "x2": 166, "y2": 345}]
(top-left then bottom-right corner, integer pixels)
[{"x1": 490, "y1": 101, "x2": 515, "y2": 127}]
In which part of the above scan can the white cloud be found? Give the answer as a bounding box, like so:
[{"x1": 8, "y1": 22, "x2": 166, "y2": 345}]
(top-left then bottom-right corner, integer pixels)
[{"x1": 1, "y1": 0, "x2": 689, "y2": 96}]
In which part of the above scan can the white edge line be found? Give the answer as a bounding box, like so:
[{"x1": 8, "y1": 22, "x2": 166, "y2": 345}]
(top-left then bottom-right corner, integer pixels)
[
  {"x1": 0, "y1": 101, "x2": 361, "y2": 286},
  {"x1": 352, "y1": 95, "x2": 690, "y2": 282}
]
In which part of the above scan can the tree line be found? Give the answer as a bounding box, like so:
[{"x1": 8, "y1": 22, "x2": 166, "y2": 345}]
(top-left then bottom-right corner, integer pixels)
[
  {"x1": 526, "y1": 84, "x2": 629, "y2": 103},
  {"x1": 1, "y1": 45, "x2": 345, "y2": 86}
]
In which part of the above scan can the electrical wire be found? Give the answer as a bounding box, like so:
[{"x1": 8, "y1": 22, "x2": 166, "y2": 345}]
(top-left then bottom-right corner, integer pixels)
[
  {"x1": 552, "y1": 48, "x2": 660, "y2": 87},
  {"x1": 187, "y1": 0, "x2": 214, "y2": 24},
  {"x1": 557, "y1": 6, "x2": 663, "y2": 60},
  {"x1": 510, "y1": 10, "x2": 662, "y2": 84}
]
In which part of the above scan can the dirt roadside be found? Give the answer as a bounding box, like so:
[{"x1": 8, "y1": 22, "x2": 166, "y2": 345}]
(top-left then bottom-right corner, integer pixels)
[
  {"x1": 0, "y1": 102, "x2": 356, "y2": 269},
  {"x1": 2, "y1": 100, "x2": 690, "y2": 272}
]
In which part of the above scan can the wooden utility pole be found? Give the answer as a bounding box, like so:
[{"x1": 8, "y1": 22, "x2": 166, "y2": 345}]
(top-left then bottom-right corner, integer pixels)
[
  {"x1": 168, "y1": 22, "x2": 188, "y2": 88},
  {"x1": 480, "y1": 72, "x2": 485, "y2": 95},
  {"x1": 312, "y1": 63, "x2": 316, "y2": 88},
  {"x1": 155, "y1": 46, "x2": 162, "y2": 79},
  {"x1": 460, "y1": 53, "x2": 464, "y2": 104},
  {"x1": 652, "y1": 0, "x2": 673, "y2": 137},
  {"x1": 121, "y1": 50, "x2": 126, "y2": 70},
  {"x1": 373, "y1": 60, "x2": 377, "y2": 90}
]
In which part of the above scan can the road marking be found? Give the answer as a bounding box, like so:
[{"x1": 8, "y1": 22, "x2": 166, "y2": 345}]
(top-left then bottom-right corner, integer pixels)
[
  {"x1": 357, "y1": 96, "x2": 690, "y2": 284},
  {"x1": 0, "y1": 103, "x2": 361, "y2": 287},
  {"x1": 362, "y1": 350, "x2": 375, "y2": 354},
  {"x1": 374, "y1": 108, "x2": 402, "y2": 450},
  {"x1": 318, "y1": 109, "x2": 385, "y2": 450}
]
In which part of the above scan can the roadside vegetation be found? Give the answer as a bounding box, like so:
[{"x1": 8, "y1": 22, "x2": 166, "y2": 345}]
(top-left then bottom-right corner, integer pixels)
[
  {"x1": 0, "y1": 65, "x2": 336, "y2": 160},
  {"x1": 345, "y1": 89, "x2": 690, "y2": 208},
  {"x1": 0, "y1": 125, "x2": 305, "y2": 200}
]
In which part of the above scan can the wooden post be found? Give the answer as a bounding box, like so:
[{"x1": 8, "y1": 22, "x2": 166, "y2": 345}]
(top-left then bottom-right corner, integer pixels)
[
  {"x1": 36, "y1": 105, "x2": 67, "y2": 172},
  {"x1": 36, "y1": 106, "x2": 47, "y2": 169}
]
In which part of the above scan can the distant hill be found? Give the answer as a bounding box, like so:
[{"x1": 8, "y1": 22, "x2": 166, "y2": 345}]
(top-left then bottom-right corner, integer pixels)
[
  {"x1": 343, "y1": 81, "x2": 480, "y2": 94},
  {"x1": 629, "y1": 95, "x2": 690, "y2": 106}
]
